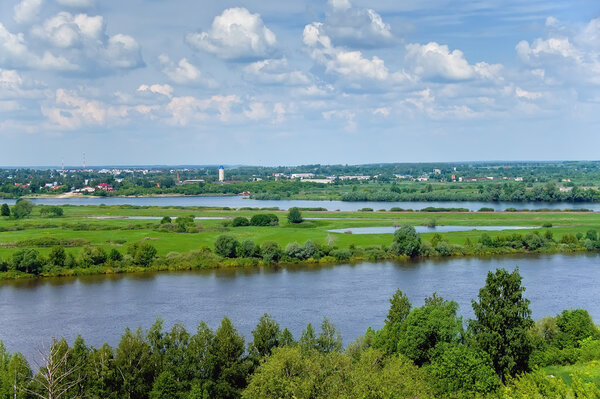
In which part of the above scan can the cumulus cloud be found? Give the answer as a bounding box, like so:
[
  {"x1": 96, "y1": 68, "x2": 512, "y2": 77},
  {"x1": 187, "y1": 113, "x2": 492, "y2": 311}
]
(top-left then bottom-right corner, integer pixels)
[
  {"x1": 323, "y1": 0, "x2": 393, "y2": 48},
  {"x1": 158, "y1": 55, "x2": 217, "y2": 87},
  {"x1": 0, "y1": 68, "x2": 47, "y2": 100},
  {"x1": 322, "y1": 109, "x2": 356, "y2": 131},
  {"x1": 0, "y1": 12, "x2": 142, "y2": 74},
  {"x1": 14, "y1": 0, "x2": 44, "y2": 24},
  {"x1": 0, "y1": 22, "x2": 76, "y2": 70},
  {"x1": 244, "y1": 102, "x2": 269, "y2": 120},
  {"x1": 515, "y1": 87, "x2": 542, "y2": 100},
  {"x1": 186, "y1": 8, "x2": 277, "y2": 61},
  {"x1": 303, "y1": 22, "x2": 407, "y2": 83},
  {"x1": 405, "y1": 42, "x2": 502, "y2": 81},
  {"x1": 243, "y1": 58, "x2": 310, "y2": 85},
  {"x1": 516, "y1": 17, "x2": 600, "y2": 86}
]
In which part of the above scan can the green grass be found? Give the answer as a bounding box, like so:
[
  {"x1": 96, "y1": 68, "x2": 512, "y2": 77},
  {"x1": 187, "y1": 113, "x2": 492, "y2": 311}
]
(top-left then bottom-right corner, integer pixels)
[
  {"x1": 1, "y1": 205, "x2": 599, "y2": 258},
  {"x1": 542, "y1": 360, "x2": 600, "y2": 387}
]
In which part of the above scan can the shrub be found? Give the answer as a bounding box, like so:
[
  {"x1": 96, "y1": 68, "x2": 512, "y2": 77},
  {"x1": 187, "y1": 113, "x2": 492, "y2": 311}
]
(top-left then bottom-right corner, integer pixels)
[
  {"x1": 238, "y1": 240, "x2": 259, "y2": 258},
  {"x1": 214, "y1": 235, "x2": 240, "y2": 258},
  {"x1": 261, "y1": 241, "x2": 282, "y2": 263},
  {"x1": 391, "y1": 225, "x2": 421, "y2": 257},
  {"x1": 128, "y1": 242, "x2": 157, "y2": 266},
  {"x1": 478, "y1": 207, "x2": 494, "y2": 212},
  {"x1": 287, "y1": 207, "x2": 303, "y2": 224},
  {"x1": 160, "y1": 216, "x2": 172, "y2": 224},
  {"x1": 331, "y1": 248, "x2": 352, "y2": 261},
  {"x1": 0, "y1": 203, "x2": 9, "y2": 217},
  {"x1": 542, "y1": 222, "x2": 553, "y2": 228},
  {"x1": 232, "y1": 217, "x2": 250, "y2": 227},
  {"x1": 250, "y1": 214, "x2": 279, "y2": 226},
  {"x1": 12, "y1": 199, "x2": 34, "y2": 219}
]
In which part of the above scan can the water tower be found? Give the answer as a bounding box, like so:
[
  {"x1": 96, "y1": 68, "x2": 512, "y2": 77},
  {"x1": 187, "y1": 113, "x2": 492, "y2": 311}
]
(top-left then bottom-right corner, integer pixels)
[{"x1": 218, "y1": 166, "x2": 225, "y2": 182}]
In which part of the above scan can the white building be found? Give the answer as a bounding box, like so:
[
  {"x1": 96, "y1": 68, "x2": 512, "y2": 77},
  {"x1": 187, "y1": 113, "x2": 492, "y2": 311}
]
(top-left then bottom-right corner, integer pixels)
[
  {"x1": 291, "y1": 173, "x2": 315, "y2": 179},
  {"x1": 218, "y1": 166, "x2": 225, "y2": 182}
]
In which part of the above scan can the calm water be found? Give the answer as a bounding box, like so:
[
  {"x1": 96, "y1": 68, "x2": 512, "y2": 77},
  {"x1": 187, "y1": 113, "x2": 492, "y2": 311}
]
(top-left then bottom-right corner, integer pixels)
[
  {"x1": 3, "y1": 196, "x2": 599, "y2": 211},
  {"x1": 328, "y1": 226, "x2": 536, "y2": 234},
  {"x1": 1, "y1": 254, "x2": 599, "y2": 359}
]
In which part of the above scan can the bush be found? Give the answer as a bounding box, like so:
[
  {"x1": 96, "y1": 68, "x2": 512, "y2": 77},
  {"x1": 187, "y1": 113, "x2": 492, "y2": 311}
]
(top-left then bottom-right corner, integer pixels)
[
  {"x1": 12, "y1": 199, "x2": 34, "y2": 219},
  {"x1": 478, "y1": 207, "x2": 494, "y2": 212},
  {"x1": 214, "y1": 235, "x2": 240, "y2": 258},
  {"x1": 128, "y1": 242, "x2": 157, "y2": 266},
  {"x1": 331, "y1": 248, "x2": 352, "y2": 261},
  {"x1": 232, "y1": 217, "x2": 250, "y2": 227},
  {"x1": 160, "y1": 216, "x2": 172, "y2": 224},
  {"x1": 11, "y1": 249, "x2": 42, "y2": 274},
  {"x1": 39, "y1": 205, "x2": 64, "y2": 217},
  {"x1": 391, "y1": 225, "x2": 421, "y2": 257},
  {"x1": 250, "y1": 214, "x2": 279, "y2": 226},
  {"x1": 542, "y1": 222, "x2": 553, "y2": 228},
  {"x1": 261, "y1": 241, "x2": 282, "y2": 263},
  {"x1": 0, "y1": 203, "x2": 9, "y2": 217},
  {"x1": 287, "y1": 207, "x2": 303, "y2": 224},
  {"x1": 238, "y1": 240, "x2": 259, "y2": 258}
]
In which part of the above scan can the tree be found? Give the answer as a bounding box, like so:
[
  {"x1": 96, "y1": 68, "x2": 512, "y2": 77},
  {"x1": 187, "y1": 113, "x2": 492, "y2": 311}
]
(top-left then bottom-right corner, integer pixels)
[
  {"x1": 554, "y1": 309, "x2": 600, "y2": 349},
  {"x1": 128, "y1": 243, "x2": 157, "y2": 266},
  {"x1": 11, "y1": 249, "x2": 42, "y2": 274},
  {"x1": 238, "y1": 240, "x2": 258, "y2": 258},
  {"x1": 469, "y1": 268, "x2": 533, "y2": 381},
  {"x1": 250, "y1": 314, "x2": 281, "y2": 359},
  {"x1": 391, "y1": 225, "x2": 421, "y2": 257},
  {"x1": 149, "y1": 371, "x2": 179, "y2": 399},
  {"x1": 47, "y1": 247, "x2": 66, "y2": 268},
  {"x1": 316, "y1": 318, "x2": 342, "y2": 353},
  {"x1": 374, "y1": 289, "x2": 411, "y2": 354},
  {"x1": 260, "y1": 241, "x2": 281, "y2": 263},
  {"x1": 427, "y1": 343, "x2": 500, "y2": 397},
  {"x1": 232, "y1": 217, "x2": 250, "y2": 227},
  {"x1": 396, "y1": 293, "x2": 463, "y2": 366},
  {"x1": 214, "y1": 235, "x2": 240, "y2": 258},
  {"x1": 12, "y1": 200, "x2": 34, "y2": 219},
  {"x1": 0, "y1": 204, "x2": 9, "y2": 217},
  {"x1": 287, "y1": 207, "x2": 303, "y2": 224}
]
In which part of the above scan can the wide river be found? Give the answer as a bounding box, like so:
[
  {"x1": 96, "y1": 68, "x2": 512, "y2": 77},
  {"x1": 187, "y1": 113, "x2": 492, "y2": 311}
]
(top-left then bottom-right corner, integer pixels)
[
  {"x1": 1, "y1": 254, "x2": 599, "y2": 360},
  {"x1": 3, "y1": 196, "x2": 600, "y2": 211}
]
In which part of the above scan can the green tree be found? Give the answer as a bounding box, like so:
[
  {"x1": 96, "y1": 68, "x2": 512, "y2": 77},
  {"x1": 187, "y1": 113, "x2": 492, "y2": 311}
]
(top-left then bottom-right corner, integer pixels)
[
  {"x1": 214, "y1": 235, "x2": 240, "y2": 258},
  {"x1": 316, "y1": 318, "x2": 342, "y2": 354},
  {"x1": 47, "y1": 246, "x2": 66, "y2": 268},
  {"x1": 391, "y1": 225, "x2": 421, "y2": 257},
  {"x1": 108, "y1": 248, "x2": 123, "y2": 262},
  {"x1": 554, "y1": 309, "x2": 600, "y2": 349},
  {"x1": 0, "y1": 204, "x2": 9, "y2": 217},
  {"x1": 260, "y1": 241, "x2": 281, "y2": 263},
  {"x1": 427, "y1": 343, "x2": 500, "y2": 397},
  {"x1": 396, "y1": 293, "x2": 463, "y2": 366},
  {"x1": 128, "y1": 242, "x2": 157, "y2": 266},
  {"x1": 287, "y1": 207, "x2": 303, "y2": 224},
  {"x1": 250, "y1": 314, "x2": 281, "y2": 359},
  {"x1": 469, "y1": 268, "x2": 533, "y2": 381},
  {"x1": 149, "y1": 371, "x2": 180, "y2": 399},
  {"x1": 12, "y1": 200, "x2": 34, "y2": 219},
  {"x1": 11, "y1": 249, "x2": 42, "y2": 274},
  {"x1": 114, "y1": 328, "x2": 154, "y2": 399},
  {"x1": 237, "y1": 240, "x2": 258, "y2": 258},
  {"x1": 232, "y1": 217, "x2": 250, "y2": 227},
  {"x1": 374, "y1": 289, "x2": 412, "y2": 354}
]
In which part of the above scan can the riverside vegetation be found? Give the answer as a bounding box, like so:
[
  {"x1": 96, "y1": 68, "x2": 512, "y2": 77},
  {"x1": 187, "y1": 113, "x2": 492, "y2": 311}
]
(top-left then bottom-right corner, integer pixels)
[
  {"x1": 2, "y1": 201, "x2": 600, "y2": 280},
  {"x1": 0, "y1": 268, "x2": 599, "y2": 398}
]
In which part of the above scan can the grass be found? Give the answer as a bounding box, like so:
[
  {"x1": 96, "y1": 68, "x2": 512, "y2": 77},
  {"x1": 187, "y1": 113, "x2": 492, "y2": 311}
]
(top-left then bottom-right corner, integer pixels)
[
  {"x1": 0, "y1": 205, "x2": 599, "y2": 260},
  {"x1": 542, "y1": 360, "x2": 600, "y2": 387}
]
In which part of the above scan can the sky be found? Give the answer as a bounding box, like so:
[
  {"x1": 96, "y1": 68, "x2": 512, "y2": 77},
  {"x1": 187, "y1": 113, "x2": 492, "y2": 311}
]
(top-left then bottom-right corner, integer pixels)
[{"x1": 0, "y1": 0, "x2": 599, "y2": 166}]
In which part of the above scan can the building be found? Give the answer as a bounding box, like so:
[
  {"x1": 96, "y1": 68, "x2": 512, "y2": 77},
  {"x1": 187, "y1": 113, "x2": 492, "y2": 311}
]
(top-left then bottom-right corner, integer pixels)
[
  {"x1": 291, "y1": 173, "x2": 315, "y2": 179},
  {"x1": 218, "y1": 166, "x2": 225, "y2": 182},
  {"x1": 97, "y1": 183, "x2": 114, "y2": 192}
]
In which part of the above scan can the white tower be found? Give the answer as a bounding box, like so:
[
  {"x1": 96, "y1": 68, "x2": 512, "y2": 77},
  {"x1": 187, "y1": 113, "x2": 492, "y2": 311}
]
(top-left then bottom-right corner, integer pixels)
[{"x1": 218, "y1": 166, "x2": 225, "y2": 182}]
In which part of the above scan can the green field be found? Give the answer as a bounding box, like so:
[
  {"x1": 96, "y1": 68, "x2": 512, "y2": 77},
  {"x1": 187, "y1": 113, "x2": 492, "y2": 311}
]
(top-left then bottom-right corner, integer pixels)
[
  {"x1": 543, "y1": 360, "x2": 600, "y2": 387},
  {"x1": 1, "y1": 205, "x2": 599, "y2": 260}
]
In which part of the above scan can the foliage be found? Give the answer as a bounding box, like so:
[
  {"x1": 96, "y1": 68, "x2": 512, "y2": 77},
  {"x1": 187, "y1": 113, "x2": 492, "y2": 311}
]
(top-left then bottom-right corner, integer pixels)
[
  {"x1": 232, "y1": 217, "x2": 250, "y2": 227},
  {"x1": 469, "y1": 268, "x2": 534, "y2": 381},
  {"x1": 214, "y1": 235, "x2": 240, "y2": 258},
  {"x1": 391, "y1": 225, "x2": 421, "y2": 257},
  {"x1": 0, "y1": 204, "x2": 9, "y2": 217},
  {"x1": 249, "y1": 214, "x2": 279, "y2": 226},
  {"x1": 12, "y1": 200, "x2": 34, "y2": 219},
  {"x1": 287, "y1": 207, "x2": 303, "y2": 224}
]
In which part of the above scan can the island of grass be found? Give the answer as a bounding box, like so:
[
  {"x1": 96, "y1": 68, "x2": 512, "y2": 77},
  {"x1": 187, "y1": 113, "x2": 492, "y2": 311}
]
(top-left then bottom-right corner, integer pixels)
[{"x1": 1, "y1": 201, "x2": 599, "y2": 280}]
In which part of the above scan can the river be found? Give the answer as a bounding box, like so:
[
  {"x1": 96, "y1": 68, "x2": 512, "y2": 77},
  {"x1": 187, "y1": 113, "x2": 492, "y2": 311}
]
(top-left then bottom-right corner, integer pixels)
[
  {"x1": 3, "y1": 196, "x2": 600, "y2": 211},
  {"x1": 0, "y1": 254, "x2": 598, "y2": 360}
]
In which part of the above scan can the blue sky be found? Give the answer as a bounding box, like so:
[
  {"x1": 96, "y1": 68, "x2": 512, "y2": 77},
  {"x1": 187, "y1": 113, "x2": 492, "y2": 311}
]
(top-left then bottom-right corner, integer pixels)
[{"x1": 0, "y1": 0, "x2": 599, "y2": 166}]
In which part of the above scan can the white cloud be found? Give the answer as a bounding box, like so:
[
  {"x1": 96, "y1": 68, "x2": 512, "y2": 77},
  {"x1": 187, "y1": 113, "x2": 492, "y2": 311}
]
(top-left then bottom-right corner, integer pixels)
[
  {"x1": 373, "y1": 107, "x2": 390, "y2": 116},
  {"x1": 405, "y1": 42, "x2": 502, "y2": 81},
  {"x1": 516, "y1": 17, "x2": 600, "y2": 86},
  {"x1": 303, "y1": 22, "x2": 406, "y2": 83},
  {"x1": 166, "y1": 94, "x2": 241, "y2": 125},
  {"x1": 42, "y1": 88, "x2": 130, "y2": 129},
  {"x1": 186, "y1": 8, "x2": 277, "y2": 60},
  {"x1": 515, "y1": 87, "x2": 542, "y2": 100},
  {"x1": 323, "y1": 0, "x2": 393, "y2": 48},
  {"x1": 14, "y1": 0, "x2": 44, "y2": 24},
  {"x1": 158, "y1": 55, "x2": 217, "y2": 87},
  {"x1": 27, "y1": 12, "x2": 144, "y2": 73},
  {"x1": 137, "y1": 84, "x2": 173, "y2": 98},
  {"x1": 244, "y1": 102, "x2": 269, "y2": 120},
  {"x1": 243, "y1": 58, "x2": 310, "y2": 85},
  {"x1": 0, "y1": 22, "x2": 76, "y2": 70}
]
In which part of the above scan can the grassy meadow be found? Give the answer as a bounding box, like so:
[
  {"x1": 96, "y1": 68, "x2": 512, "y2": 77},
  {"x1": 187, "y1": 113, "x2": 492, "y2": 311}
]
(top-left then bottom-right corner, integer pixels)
[{"x1": 1, "y1": 204, "x2": 599, "y2": 260}]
